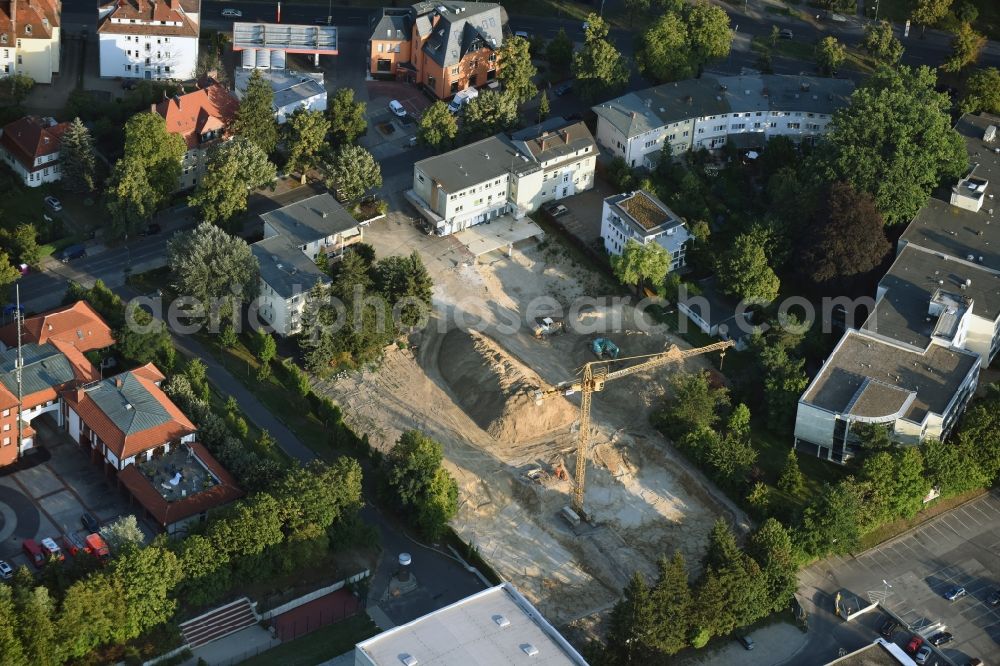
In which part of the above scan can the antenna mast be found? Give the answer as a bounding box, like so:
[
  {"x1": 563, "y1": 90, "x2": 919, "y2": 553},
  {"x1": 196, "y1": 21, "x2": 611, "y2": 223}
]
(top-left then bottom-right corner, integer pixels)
[{"x1": 15, "y1": 285, "x2": 23, "y2": 463}]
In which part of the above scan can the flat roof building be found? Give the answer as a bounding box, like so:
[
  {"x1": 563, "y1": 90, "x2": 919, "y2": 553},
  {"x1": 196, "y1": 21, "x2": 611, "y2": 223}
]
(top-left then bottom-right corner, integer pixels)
[{"x1": 354, "y1": 583, "x2": 588, "y2": 665}]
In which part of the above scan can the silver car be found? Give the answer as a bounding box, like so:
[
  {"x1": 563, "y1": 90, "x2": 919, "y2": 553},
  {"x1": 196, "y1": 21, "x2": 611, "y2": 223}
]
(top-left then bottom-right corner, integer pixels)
[{"x1": 0, "y1": 560, "x2": 12, "y2": 579}]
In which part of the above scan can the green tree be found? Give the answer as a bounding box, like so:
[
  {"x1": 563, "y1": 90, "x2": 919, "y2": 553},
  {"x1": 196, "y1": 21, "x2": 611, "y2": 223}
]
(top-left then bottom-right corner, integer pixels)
[
  {"x1": 284, "y1": 108, "x2": 330, "y2": 180},
  {"x1": 118, "y1": 302, "x2": 176, "y2": 370},
  {"x1": 813, "y1": 65, "x2": 967, "y2": 225},
  {"x1": 716, "y1": 229, "x2": 780, "y2": 303},
  {"x1": 111, "y1": 545, "x2": 184, "y2": 638},
  {"x1": 649, "y1": 552, "x2": 692, "y2": 654},
  {"x1": 99, "y1": 515, "x2": 146, "y2": 554},
  {"x1": 955, "y1": 0, "x2": 978, "y2": 22},
  {"x1": 385, "y1": 430, "x2": 459, "y2": 538},
  {"x1": 942, "y1": 21, "x2": 986, "y2": 72},
  {"x1": 572, "y1": 14, "x2": 630, "y2": 103},
  {"x1": 188, "y1": 138, "x2": 276, "y2": 228},
  {"x1": 797, "y1": 479, "x2": 864, "y2": 557},
  {"x1": 59, "y1": 117, "x2": 98, "y2": 193},
  {"x1": 537, "y1": 90, "x2": 550, "y2": 123},
  {"x1": 708, "y1": 403, "x2": 757, "y2": 482},
  {"x1": 746, "y1": 518, "x2": 799, "y2": 613},
  {"x1": 686, "y1": 0, "x2": 731, "y2": 69},
  {"x1": 921, "y1": 437, "x2": 988, "y2": 497},
  {"x1": 954, "y1": 387, "x2": 1000, "y2": 481},
  {"x1": 624, "y1": 0, "x2": 651, "y2": 26},
  {"x1": 168, "y1": 222, "x2": 260, "y2": 322},
  {"x1": 546, "y1": 29, "x2": 574, "y2": 74},
  {"x1": 856, "y1": 423, "x2": 894, "y2": 452},
  {"x1": 610, "y1": 239, "x2": 671, "y2": 296},
  {"x1": 801, "y1": 182, "x2": 890, "y2": 286},
  {"x1": 233, "y1": 68, "x2": 279, "y2": 154},
  {"x1": 326, "y1": 145, "x2": 382, "y2": 204},
  {"x1": 14, "y1": 587, "x2": 56, "y2": 666},
  {"x1": 960, "y1": 67, "x2": 1000, "y2": 114},
  {"x1": 816, "y1": 36, "x2": 846, "y2": 75},
  {"x1": 636, "y1": 12, "x2": 694, "y2": 83},
  {"x1": 863, "y1": 20, "x2": 904, "y2": 63},
  {"x1": 911, "y1": 0, "x2": 953, "y2": 35},
  {"x1": 747, "y1": 481, "x2": 770, "y2": 515},
  {"x1": 497, "y1": 36, "x2": 538, "y2": 105},
  {"x1": 255, "y1": 328, "x2": 277, "y2": 370},
  {"x1": 373, "y1": 251, "x2": 434, "y2": 328},
  {"x1": 462, "y1": 90, "x2": 519, "y2": 140},
  {"x1": 656, "y1": 371, "x2": 730, "y2": 439},
  {"x1": 0, "y1": 223, "x2": 41, "y2": 268},
  {"x1": 0, "y1": 585, "x2": 27, "y2": 666},
  {"x1": 56, "y1": 575, "x2": 128, "y2": 659},
  {"x1": 604, "y1": 573, "x2": 656, "y2": 664},
  {"x1": 326, "y1": 87, "x2": 368, "y2": 147},
  {"x1": 757, "y1": 340, "x2": 808, "y2": 427},
  {"x1": 777, "y1": 449, "x2": 804, "y2": 495},
  {"x1": 106, "y1": 156, "x2": 155, "y2": 238},
  {"x1": 4, "y1": 73, "x2": 33, "y2": 103},
  {"x1": 274, "y1": 459, "x2": 364, "y2": 540},
  {"x1": 417, "y1": 101, "x2": 458, "y2": 150}
]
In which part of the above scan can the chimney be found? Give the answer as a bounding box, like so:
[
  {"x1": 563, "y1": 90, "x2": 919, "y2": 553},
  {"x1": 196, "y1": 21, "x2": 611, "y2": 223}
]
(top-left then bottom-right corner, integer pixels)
[
  {"x1": 115, "y1": 377, "x2": 123, "y2": 389},
  {"x1": 561, "y1": 129, "x2": 569, "y2": 144},
  {"x1": 277, "y1": 1, "x2": 281, "y2": 23},
  {"x1": 75, "y1": 384, "x2": 85, "y2": 403}
]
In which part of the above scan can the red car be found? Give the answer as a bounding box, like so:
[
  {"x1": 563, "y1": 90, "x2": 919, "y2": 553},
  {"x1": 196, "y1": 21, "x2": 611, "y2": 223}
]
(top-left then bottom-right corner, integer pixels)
[
  {"x1": 22, "y1": 539, "x2": 45, "y2": 568},
  {"x1": 907, "y1": 635, "x2": 924, "y2": 654}
]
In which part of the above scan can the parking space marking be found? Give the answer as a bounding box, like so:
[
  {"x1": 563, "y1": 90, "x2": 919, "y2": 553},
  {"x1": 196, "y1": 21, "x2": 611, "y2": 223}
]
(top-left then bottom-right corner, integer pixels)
[
  {"x1": 969, "y1": 502, "x2": 995, "y2": 522},
  {"x1": 949, "y1": 513, "x2": 973, "y2": 532},
  {"x1": 958, "y1": 507, "x2": 984, "y2": 526}
]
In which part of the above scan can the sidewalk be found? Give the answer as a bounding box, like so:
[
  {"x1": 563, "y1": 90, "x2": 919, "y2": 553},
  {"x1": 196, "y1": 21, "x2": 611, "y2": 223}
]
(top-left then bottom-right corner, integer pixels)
[{"x1": 180, "y1": 625, "x2": 280, "y2": 666}]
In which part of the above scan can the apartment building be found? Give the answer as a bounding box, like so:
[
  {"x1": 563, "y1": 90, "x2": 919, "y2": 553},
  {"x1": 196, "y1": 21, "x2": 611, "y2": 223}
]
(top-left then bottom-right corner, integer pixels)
[
  {"x1": 152, "y1": 82, "x2": 239, "y2": 190},
  {"x1": 0, "y1": 0, "x2": 61, "y2": 83},
  {"x1": 600, "y1": 190, "x2": 690, "y2": 271},
  {"x1": 0, "y1": 114, "x2": 70, "y2": 186},
  {"x1": 793, "y1": 113, "x2": 1000, "y2": 463},
  {"x1": 368, "y1": 1, "x2": 505, "y2": 100},
  {"x1": 592, "y1": 74, "x2": 855, "y2": 168},
  {"x1": 252, "y1": 193, "x2": 364, "y2": 336},
  {"x1": 409, "y1": 117, "x2": 597, "y2": 235},
  {"x1": 98, "y1": 0, "x2": 200, "y2": 81}
]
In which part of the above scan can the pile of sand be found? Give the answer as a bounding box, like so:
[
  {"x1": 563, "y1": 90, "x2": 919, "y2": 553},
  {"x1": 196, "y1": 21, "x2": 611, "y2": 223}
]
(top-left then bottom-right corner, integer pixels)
[{"x1": 439, "y1": 329, "x2": 576, "y2": 443}]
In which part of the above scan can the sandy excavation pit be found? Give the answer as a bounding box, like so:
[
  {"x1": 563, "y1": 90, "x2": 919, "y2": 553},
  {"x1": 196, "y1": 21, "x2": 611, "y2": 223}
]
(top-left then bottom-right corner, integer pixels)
[{"x1": 313, "y1": 224, "x2": 748, "y2": 630}]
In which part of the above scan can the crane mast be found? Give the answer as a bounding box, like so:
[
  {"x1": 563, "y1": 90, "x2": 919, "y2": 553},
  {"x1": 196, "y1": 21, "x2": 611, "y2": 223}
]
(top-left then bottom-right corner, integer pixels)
[{"x1": 539, "y1": 339, "x2": 735, "y2": 516}]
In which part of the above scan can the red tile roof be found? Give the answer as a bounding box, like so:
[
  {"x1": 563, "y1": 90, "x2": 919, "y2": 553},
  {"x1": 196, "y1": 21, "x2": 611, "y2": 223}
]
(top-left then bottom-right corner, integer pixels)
[
  {"x1": 63, "y1": 365, "x2": 197, "y2": 461},
  {"x1": 117, "y1": 442, "x2": 244, "y2": 528},
  {"x1": 0, "y1": 301, "x2": 115, "y2": 352},
  {"x1": 0, "y1": 115, "x2": 71, "y2": 173},
  {"x1": 0, "y1": 0, "x2": 61, "y2": 45},
  {"x1": 97, "y1": 0, "x2": 199, "y2": 38},
  {"x1": 152, "y1": 83, "x2": 239, "y2": 150}
]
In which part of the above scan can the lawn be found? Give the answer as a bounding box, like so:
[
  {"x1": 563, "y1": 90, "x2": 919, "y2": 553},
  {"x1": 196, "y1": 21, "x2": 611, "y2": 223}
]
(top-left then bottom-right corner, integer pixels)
[{"x1": 238, "y1": 614, "x2": 380, "y2": 666}]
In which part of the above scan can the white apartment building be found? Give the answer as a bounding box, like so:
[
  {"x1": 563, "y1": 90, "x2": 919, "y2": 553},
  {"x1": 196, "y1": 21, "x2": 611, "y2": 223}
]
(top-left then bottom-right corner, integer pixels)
[
  {"x1": 793, "y1": 113, "x2": 1000, "y2": 464},
  {"x1": 408, "y1": 117, "x2": 597, "y2": 235},
  {"x1": 98, "y1": 0, "x2": 200, "y2": 81},
  {"x1": 0, "y1": 115, "x2": 69, "y2": 186},
  {"x1": 593, "y1": 74, "x2": 855, "y2": 168},
  {"x1": 0, "y1": 0, "x2": 61, "y2": 83},
  {"x1": 252, "y1": 193, "x2": 364, "y2": 337},
  {"x1": 600, "y1": 190, "x2": 690, "y2": 272}
]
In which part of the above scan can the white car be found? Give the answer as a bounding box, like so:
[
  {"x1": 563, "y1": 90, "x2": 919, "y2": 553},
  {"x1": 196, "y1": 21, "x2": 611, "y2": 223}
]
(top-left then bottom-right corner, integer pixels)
[
  {"x1": 389, "y1": 100, "x2": 407, "y2": 117},
  {"x1": 44, "y1": 195, "x2": 62, "y2": 211},
  {"x1": 0, "y1": 559, "x2": 12, "y2": 579},
  {"x1": 221, "y1": 8, "x2": 242, "y2": 17}
]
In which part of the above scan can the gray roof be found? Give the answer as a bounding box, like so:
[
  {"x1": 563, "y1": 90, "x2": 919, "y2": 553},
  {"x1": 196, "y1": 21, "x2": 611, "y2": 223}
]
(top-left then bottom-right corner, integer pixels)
[
  {"x1": 370, "y1": 8, "x2": 410, "y2": 40},
  {"x1": 802, "y1": 329, "x2": 979, "y2": 423},
  {"x1": 899, "y1": 113, "x2": 1000, "y2": 272},
  {"x1": 592, "y1": 74, "x2": 855, "y2": 139},
  {"x1": 234, "y1": 69, "x2": 325, "y2": 111},
  {"x1": 0, "y1": 342, "x2": 78, "y2": 396},
  {"x1": 85, "y1": 372, "x2": 173, "y2": 435},
  {"x1": 415, "y1": 1, "x2": 506, "y2": 68},
  {"x1": 415, "y1": 134, "x2": 519, "y2": 191},
  {"x1": 509, "y1": 118, "x2": 596, "y2": 168},
  {"x1": 682, "y1": 277, "x2": 751, "y2": 333},
  {"x1": 260, "y1": 193, "x2": 359, "y2": 246},
  {"x1": 864, "y1": 244, "x2": 1000, "y2": 349},
  {"x1": 252, "y1": 235, "x2": 330, "y2": 299},
  {"x1": 232, "y1": 22, "x2": 338, "y2": 53}
]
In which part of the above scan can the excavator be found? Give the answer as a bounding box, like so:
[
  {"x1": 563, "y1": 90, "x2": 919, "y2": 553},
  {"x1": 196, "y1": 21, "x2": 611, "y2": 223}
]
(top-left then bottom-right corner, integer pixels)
[{"x1": 534, "y1": 340, "x2": 735, "y2": 521}]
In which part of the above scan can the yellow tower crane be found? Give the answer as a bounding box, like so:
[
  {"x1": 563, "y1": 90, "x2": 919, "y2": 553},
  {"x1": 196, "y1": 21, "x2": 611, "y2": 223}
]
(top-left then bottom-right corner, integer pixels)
[{"x1": 535, "y1": 340, "x2": 735, "y2": 518}]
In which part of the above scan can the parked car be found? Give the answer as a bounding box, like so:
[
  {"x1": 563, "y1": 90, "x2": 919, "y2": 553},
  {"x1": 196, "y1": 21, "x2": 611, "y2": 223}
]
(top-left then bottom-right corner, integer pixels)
[
  {"x1": 553, "y1": 82, "x2": 573, "y2": 97},
  {"x1": 544, "y1": 203, "x2": 569, "y2": 218},
  {"x1": 44, "y1": 196, "x2": 62, "y2": 211},
  {"x1": 122, "y1": 79, "x2": 139, "y2": 90},
  {"x1": 389, "y1": 100, "x2": 407, "y2": 117},
  {"x1": 779, "y1": 29, "x2": 794, "y2": 39},
  {"x1": 314, "y1": 17, "x2": 330, "y2": 24},
  {"x1": 906, "y1": 636, "x2": 924, "y2": 654},
  {"x1": 40, "y1": 537, "x2": 64, "y2": 562},
  {"x1": 987, "y1": 588, "x2": 1000, "y2": 606},
  {"x1": 929, "y1": 631, "x2": 953, "y2": 646},
  {"x1": 22, "y1": 539, "x2": 45, "y2": 568},
  {"x1": 81, "y1": 512, "x2": 100, "y2": 533},
  {"x1": 0, "y1": 559, "x2": 12, "y2": 579},
  {"x1": 915, "y1": 645, "x2": 932, "y2": 665},
  {"x1": 736, "y1": 636, "x2": 755, "y2": 650},
  {"x1": 62, "y1": 533, "x2": 87, "y2": 557},
  {"x1": 221, "y1": 8, "x2": 242, "y2": 17},
  {"x1": 945, "y1": 585, "x2": 967, "y2": 601},
  {"x1": 879, "y1": 618, "x2": 898, "y2": 639},
  {"x1": 58, "y1": 244, "x2": 86, "y2": 262},
  {"x1": 514, "y1": 30, "x2": 530, "y2": 38},
  {"x1": 140, "y1": 222, "x2": 162, "y2": 236}
]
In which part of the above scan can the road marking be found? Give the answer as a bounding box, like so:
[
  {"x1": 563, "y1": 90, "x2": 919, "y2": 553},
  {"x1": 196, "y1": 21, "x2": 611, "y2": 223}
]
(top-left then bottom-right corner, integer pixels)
[{"x1": 958, "y1": 507, "x2": 983, "y2": 526}]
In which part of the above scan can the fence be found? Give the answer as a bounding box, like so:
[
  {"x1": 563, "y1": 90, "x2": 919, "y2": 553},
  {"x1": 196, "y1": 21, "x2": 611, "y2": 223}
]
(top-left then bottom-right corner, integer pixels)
[
  {"x1": 272, "y1": 594, "x2": 362, "y2": 642},
  {"x1": 260, "y1": 570, "x2": 369, "y2": 620}
]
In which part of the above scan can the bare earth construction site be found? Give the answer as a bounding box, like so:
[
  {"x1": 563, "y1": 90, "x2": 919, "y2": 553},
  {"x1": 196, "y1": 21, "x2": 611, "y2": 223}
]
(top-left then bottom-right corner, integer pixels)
[{"x1": 315, "y1": 232, "x2": 746, "y2": 627}]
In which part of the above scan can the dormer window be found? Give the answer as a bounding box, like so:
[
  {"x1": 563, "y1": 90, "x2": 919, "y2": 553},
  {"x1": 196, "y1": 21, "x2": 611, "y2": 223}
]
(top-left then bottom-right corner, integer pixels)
[{"x1": 24, "y1": 25, "x2": 31, "y2": 35}]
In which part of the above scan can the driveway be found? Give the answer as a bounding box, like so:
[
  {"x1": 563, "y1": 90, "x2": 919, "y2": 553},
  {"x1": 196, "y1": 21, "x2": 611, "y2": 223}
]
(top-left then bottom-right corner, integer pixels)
[{"x1": 798, "y1": 491, "x2": 1000, "y2": 666}]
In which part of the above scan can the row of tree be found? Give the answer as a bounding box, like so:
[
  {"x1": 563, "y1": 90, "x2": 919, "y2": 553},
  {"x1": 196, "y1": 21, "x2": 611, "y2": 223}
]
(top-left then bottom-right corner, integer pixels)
[{"x1": 634, "y1": 0, "x2": 732, "y2": 83}]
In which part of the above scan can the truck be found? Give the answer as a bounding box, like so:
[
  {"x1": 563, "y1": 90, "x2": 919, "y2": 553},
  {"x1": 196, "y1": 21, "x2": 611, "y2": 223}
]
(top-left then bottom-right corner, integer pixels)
[
  {"x1": 532, "y1": 316, "x2": 564, "y2": 338},
  {"x1": 448, "y1": 86, "x2": 478, "y2": 113},
  {"x1": 84, "y1": 533, "x2": 111, "y2": 561}
]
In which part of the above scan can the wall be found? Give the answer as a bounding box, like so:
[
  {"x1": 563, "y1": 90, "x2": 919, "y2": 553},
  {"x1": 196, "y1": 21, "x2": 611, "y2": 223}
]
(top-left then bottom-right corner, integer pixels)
[
  {"x1": 14, "y1": 32, "x2": 59, "y2": 84},
  {"x1": 256, "y1": 281, "x2": 292, "y2": 337},
  {"x1": 260, "y1": 570, "x2": 370, "y2": 620},
  {"x1": 792, "y1": 401, "x2": 837, "y2": 450},
  {"x1": 963, "y1": 312, "x2": 997, "y2": 362},
  {"x1": 99, "y1": 33, "x2": 198, "y2": 80}
]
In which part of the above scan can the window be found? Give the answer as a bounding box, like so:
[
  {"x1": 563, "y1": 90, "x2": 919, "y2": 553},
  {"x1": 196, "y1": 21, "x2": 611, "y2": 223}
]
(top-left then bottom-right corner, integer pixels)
[
  {"x1": 126, "y1": 64, "x2": 131, "y2": 71},
  {"x1": 787, "y1": 122, "x2": 800, "y2": 129},
  {"x1": 2, "y1": 437, "x2": 8, "y2": 446},
  {"x1": 731, "y1": 123, "x2": 745, "y2": 129},
  {"x1": 452, "y1": 66, "x2": 459, "y2": 75},
  {"x1": 1, "y1": 409, "x2": 8, "y2": 417},
  {"x1": 378, "y1": 43, "x2": 384, "y2": 52},
  {"x1": 2, "y1": 424, "x2": 7, "y2": 432},
  {"x1": 418, "y1": 174, "x2": 425, "y2": 183}
]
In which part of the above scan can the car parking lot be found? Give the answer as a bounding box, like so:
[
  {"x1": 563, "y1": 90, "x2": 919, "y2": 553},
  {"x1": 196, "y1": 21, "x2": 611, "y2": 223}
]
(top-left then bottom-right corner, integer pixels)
[
  {"x1": 814, "y1": 491, "x2": 1000, "y2": 665},
  {"x1": 0, "y1": 416, "x2": 143, "y2": 572}
]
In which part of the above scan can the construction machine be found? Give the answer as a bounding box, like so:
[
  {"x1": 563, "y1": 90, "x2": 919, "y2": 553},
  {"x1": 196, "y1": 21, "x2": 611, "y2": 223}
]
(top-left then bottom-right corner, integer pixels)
[{"x1": 535, "y1": 340, "x2": 735, "y2": 518}]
